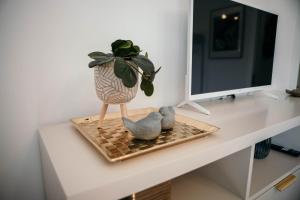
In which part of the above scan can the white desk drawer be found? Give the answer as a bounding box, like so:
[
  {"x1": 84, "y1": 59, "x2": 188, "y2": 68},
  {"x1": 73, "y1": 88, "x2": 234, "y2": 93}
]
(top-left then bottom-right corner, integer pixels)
[{"x1": 256, "y1": 169, "x2": 300, "y2": 200}]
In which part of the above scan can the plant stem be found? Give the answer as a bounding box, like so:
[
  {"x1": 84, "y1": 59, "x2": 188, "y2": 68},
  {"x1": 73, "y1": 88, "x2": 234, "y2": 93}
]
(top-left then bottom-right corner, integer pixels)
[{"x1": 126, "y1": 61, "x2": 148, "y2": 79}]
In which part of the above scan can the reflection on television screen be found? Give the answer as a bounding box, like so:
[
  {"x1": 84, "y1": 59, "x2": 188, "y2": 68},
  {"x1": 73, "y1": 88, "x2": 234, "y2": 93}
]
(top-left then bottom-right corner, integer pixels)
[{"x1": 191, "y1": 0, "x2": 278, "y2": 95}]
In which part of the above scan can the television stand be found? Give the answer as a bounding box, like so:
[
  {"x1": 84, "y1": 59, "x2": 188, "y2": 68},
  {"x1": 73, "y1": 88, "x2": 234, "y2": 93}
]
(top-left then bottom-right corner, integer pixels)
[
  {"x1": 177, "y1": 91, "x2": 279, "y2": 115},
  {"x1": 39, "y1": 95, "x2": 300, "y2": 200},
  {"x1": 177, "y1": 100, "x2": 210, "y2": 115},
  {"x1": 258, "y1": 90, "x2": 280, "y2": 100}
]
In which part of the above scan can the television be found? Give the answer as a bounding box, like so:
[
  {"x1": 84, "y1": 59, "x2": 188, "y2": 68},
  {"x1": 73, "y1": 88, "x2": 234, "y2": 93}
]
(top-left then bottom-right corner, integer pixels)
[{"x1": 185, "y1": 0, "x2": 278, "y2": 104}]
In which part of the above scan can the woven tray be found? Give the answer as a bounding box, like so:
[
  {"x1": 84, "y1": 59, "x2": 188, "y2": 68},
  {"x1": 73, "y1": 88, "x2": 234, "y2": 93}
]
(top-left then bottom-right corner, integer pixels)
[{"x1": 71, "y1": 107, "x2": 219, "y2": 162}]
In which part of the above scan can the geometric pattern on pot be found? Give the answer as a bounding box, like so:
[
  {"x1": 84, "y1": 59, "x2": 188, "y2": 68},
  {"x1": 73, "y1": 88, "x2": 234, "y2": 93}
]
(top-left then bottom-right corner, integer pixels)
[{"x1": 94, "y1": 61, "x2": 138, "y2": 104}]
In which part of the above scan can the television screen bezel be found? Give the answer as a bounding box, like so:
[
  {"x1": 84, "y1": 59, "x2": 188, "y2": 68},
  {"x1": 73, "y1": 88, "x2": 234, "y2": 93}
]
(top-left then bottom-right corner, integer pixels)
[{"x1": 187, "y1": 0, "x2": 279, "y2": 101}]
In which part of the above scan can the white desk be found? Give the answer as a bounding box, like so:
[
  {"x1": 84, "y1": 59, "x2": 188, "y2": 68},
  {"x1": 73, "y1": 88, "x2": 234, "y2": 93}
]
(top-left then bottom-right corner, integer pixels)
[{"x1": 39, "y1": 95, "x2": 300, "y2": 200}]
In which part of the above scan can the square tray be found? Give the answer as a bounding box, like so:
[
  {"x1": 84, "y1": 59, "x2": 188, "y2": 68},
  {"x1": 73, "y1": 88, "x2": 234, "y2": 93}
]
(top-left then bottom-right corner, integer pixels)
[{"x1": 71, "y1": 107, "x2": 219, "y2": 162}]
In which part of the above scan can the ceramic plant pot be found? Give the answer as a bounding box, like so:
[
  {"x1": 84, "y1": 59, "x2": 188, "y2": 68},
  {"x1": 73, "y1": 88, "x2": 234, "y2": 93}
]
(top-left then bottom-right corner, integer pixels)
[{"x1": 94, "y1": 61, "x2": 138, "y2": 104}]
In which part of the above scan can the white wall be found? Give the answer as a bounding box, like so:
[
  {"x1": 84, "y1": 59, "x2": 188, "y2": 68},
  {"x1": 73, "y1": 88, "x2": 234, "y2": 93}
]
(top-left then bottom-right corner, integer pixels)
[
  {"x1": 0, "y1": 1, "x2": 188, "y2": 199},
  {"x1": 0, "y1": 0, "x2": 299, "y2": 200}
]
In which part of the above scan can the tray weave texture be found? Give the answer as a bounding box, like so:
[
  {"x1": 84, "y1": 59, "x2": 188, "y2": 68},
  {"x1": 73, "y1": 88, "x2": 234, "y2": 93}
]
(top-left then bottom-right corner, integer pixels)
[{"x1": 72, "y1": 109, "x2": 219, "y2": 162}]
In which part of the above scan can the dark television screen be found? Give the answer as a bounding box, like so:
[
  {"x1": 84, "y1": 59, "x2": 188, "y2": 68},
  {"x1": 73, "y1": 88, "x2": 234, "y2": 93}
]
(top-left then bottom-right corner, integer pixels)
[{"x1": 191, "y1": 0, "x2": 278, "y2": 95}]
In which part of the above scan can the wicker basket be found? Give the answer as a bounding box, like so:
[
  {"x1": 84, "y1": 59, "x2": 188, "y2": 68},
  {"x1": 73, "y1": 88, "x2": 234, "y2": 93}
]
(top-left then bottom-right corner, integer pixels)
[
  {"x1": 94, "y1": 61, "x2": 138, "y2": 104},
  {"x1": 119, "y1": 181, "x2": 171, "y2": 200}
]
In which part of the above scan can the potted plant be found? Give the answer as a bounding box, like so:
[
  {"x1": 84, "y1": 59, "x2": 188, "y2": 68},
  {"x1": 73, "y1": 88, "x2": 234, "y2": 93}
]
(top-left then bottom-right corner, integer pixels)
[
  {"x1": 89, "y1": 40, "x2": 160, "y2": 103},
  {"x1": 88, "y1": 39, "x2": 161, "y2": 126}
]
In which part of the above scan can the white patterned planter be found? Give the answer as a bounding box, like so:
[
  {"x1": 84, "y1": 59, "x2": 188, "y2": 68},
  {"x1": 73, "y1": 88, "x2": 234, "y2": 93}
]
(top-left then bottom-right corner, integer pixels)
[{"x1": 94, "y1": 61, "x2": 138, "y2": 104}]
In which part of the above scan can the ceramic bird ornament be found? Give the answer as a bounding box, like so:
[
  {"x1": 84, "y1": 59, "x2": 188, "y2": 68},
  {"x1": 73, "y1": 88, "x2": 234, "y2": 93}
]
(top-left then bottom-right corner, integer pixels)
[
  {"x1": 122, "y1": 112, "x2": 163, "y2": 140},
  {"x1": 286, "y1": 88, "x2": 300, "y2": 97},
  {"x1": 159, "y1": 106, "x2": 175, "y2": 130}
]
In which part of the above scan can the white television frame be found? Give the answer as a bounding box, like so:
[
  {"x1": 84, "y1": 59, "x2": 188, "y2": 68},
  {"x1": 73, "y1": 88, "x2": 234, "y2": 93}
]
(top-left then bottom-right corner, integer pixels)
[{"x1": 179, "y1": 0, "x2": 279, "y2": 114}]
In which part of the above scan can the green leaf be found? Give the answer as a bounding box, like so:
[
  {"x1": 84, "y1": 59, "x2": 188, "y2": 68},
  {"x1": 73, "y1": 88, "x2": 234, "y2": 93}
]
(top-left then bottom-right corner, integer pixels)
[
  {"x1": 88, "y1": 52, "x2": 107, "y2": 60},
  {"x1": 111, "y1": 39, "x2": 142, "y2": 58},
  {"x1": 132, "y1": 45, "x2": 140, "y2": 53},
  {"x1": 140, "y1": 78, "x2": 147, "y2": 91},
  {"x1": 111, "y1": 40, "x2": 126, "y2": 52},
  {"x1": 132, "y1": 55, "x2": 155, "y2": 74},
  {"x1": 114, "y1": 48, "x2": 137, "y2": 57},
  {"x1": 114, "y1": 57, "x2": 137, "y2": 88},
  {"x1": 114, "y1": 57, "x2": 129, "y2": 78},
  {"x1": 113, "y1": 42, "x2": 140, "y2": 57},
  {"x1": 145, "y1": 52, "x2": 148, "y2": 58},
  {"x1": 88, "y1": 57, "x2": 114, "y2": 68},
  {"x1": 112, "y1": 40, "x2": 133, "y2": 54},
  {"x1": 122, "y1": 68, "x2": 137, "y2": 88},
  {"x1": 141, "y1": 78, "x2": 154, "y2": 96},
  {"x1": 119, "y1": 40, "x2": 133, "y2": 49}
]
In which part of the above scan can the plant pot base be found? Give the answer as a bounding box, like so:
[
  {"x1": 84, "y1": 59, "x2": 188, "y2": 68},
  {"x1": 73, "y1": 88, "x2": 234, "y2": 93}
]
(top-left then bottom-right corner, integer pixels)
[{"x1": 97, "y1": 103, "x2": 128, "y2": 128}]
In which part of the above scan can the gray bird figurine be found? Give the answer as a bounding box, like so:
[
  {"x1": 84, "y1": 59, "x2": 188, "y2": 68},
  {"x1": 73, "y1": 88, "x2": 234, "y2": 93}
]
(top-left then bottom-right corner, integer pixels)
[
  {"x1": 122, "y1": 112, "x2": 163, "y2": 140},
  {"x1": 286, "y1": 88, "x2": 300, "y2": 97},
  {"x1": 159, "y1": 106, "x2": 175, "y2": 130}
]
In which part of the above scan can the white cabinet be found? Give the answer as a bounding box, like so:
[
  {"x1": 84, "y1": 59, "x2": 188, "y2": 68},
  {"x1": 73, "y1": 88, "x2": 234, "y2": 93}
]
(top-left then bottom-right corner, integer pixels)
[
  {"x1": 171, "y1": 147, "x2": 252, "y2": 200},
  {"x1": 170, "y1": 148, "x2": 300, "y2": 200},
  {"x1": 170, "y1": 127, "x2": 300, "y2": 200},
  {"x1": 39, "y1": 96, "x2": 300, "y2": 200}
]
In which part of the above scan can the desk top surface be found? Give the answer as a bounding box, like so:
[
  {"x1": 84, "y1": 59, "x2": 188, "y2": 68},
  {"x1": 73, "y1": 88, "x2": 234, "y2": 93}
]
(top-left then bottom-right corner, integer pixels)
[{"x1": 39, "y1": 94, "x2": 300, "y2": 200}]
